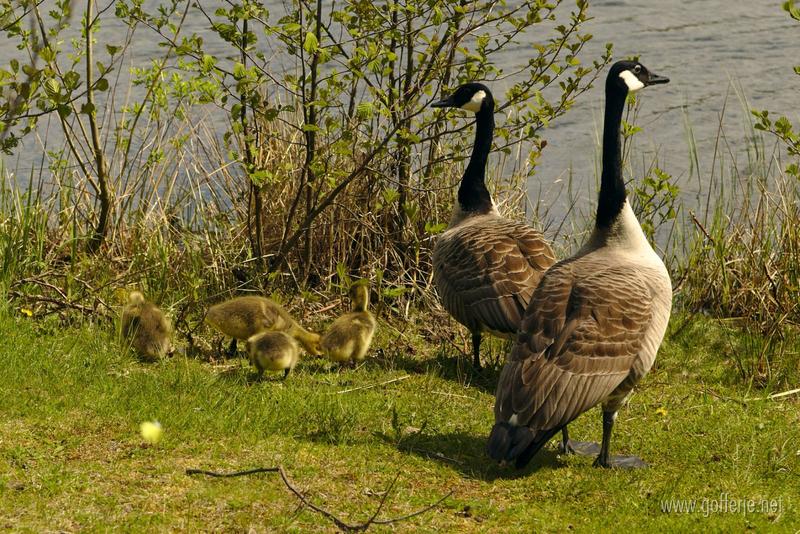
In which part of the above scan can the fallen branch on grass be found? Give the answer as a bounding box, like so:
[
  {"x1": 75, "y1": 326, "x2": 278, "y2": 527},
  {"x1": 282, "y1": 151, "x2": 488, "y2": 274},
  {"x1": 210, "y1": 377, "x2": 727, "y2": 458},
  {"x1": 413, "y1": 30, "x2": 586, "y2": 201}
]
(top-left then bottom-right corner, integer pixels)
[{"x1": 186, "y1": 465, "x2": 452, "y2": 532}]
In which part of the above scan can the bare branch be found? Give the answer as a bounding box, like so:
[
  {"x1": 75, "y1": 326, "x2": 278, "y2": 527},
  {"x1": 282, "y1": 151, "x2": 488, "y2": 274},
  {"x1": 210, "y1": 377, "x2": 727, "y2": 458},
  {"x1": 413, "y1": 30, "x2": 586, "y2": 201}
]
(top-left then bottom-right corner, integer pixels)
[{"x1": 186, "y1": 465, "x2": 452, "y2": 532}]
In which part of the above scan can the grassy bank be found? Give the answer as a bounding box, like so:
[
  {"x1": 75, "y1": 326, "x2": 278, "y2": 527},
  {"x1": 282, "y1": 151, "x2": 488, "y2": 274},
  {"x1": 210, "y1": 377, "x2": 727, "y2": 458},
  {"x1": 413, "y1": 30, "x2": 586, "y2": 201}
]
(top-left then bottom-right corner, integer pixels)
[{"x1": 1, "y1": 307, "x2": 797, "y2": 531}]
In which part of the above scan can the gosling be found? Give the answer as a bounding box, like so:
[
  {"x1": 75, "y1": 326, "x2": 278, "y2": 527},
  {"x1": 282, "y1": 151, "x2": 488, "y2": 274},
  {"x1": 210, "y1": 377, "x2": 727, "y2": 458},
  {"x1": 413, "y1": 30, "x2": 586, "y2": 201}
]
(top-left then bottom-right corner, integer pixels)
[
  {"x1": 121, "y1": 291, "x2": 172, "y2": 361},
  {"x1": 205, "y1": 296, "x2": 321, "y2": 357},
  {"x1": 321, "y1": 281, "x2": 376, "y2": 366},
  {"x1": 246, "y1": 330, "x2": 300, "y2": 379}
]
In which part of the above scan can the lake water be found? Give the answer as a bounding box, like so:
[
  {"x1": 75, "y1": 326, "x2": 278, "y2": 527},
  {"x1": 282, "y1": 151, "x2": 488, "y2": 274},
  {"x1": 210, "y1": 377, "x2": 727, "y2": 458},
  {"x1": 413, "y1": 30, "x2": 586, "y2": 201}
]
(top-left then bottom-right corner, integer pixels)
[
  {"x1": 525, "y1": 0, "x2": 799, "y2": 218},
  {"x1": 2, "y1": 1, "x2": 798, "y2": 221}
]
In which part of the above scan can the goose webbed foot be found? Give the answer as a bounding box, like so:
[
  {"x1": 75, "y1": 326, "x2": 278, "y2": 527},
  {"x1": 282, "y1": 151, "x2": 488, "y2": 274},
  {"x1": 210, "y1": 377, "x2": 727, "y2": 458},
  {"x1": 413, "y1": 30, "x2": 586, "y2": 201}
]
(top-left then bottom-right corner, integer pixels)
[
  {"x1": 558, "y1": 427, "x2": 601, "y2": 456},
  {"x1": 592, "y1": 409, "x2": 647, "y2": 468},
  {"x1": 561, "y1": 440, "x2": 602, "y2": 456},
  {"x1": 593, "y1": 454, "x2": 647, "y2": 469}
]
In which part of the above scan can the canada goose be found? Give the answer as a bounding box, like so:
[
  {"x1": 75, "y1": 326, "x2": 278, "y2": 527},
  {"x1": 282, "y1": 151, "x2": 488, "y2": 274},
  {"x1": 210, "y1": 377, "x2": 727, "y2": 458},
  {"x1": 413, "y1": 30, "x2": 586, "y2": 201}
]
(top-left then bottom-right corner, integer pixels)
[
  {"x1": 205, "y1": 296, "x2": 321, "y2": 357},
  {"x1": 246, "y1": 330, "x2": 300, "y2": 379},
  {"x1": 320, "y1": 281, "x2": 377, "y2": 365},
  {"x1": 430, "y1": 83, "x2": 556, "y2": 369},
  {"x1": 121, "y1": 291, "x2": 172, "y2": 361},
  {"x1": 488, "y1": 60, "x2": 672, "y2": 469}
]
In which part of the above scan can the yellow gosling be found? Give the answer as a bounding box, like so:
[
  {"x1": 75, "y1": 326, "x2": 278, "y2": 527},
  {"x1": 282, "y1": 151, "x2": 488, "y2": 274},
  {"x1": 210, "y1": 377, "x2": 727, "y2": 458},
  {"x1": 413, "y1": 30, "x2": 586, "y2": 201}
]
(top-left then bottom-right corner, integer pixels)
[
  {"x1": 205, "y1": 296, "x2": 321, "y2": 357},
  {"x1": 121, "y1": 291, "x2": 172, "y2": 361},
  {"x1": 245, "y1": 330, "x2": 300, "y2": 379},
  {"x1": 321, "y1": 281, "x2": 376, "y2": 366}
]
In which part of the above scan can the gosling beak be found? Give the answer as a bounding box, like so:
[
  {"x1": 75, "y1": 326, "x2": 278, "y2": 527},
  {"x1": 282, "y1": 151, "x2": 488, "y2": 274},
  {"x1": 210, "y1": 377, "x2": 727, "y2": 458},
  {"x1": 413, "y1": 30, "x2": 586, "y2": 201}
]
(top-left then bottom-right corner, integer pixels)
[{"x1": 647, "y1": 72, "x2": 670, "y2": 85}]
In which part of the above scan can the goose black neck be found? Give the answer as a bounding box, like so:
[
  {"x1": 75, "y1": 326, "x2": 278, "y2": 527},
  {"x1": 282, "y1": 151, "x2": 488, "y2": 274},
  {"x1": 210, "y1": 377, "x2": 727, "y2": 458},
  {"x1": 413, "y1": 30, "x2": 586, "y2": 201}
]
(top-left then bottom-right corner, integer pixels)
[
  {"x1": 596, "y1": 84, "x2": 628, "y2": 228},
  {"x1": 458, "y1": 106, "x2": 494, "y2": 214}
]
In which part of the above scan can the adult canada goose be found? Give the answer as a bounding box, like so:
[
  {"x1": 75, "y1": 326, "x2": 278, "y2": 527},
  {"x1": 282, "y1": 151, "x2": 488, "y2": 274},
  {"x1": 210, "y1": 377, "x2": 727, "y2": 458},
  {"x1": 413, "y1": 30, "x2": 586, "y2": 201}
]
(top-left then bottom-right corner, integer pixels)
[
  {"x1": 121, "y1": 291, "x2": 173, "y2": 361},
  {"x1": 320, "y1": 281, "x2": 377, "y2": 365},
  {"x1": 430, "y1": 83, "x2": 556, "y2": 369},
  {"x1": 205, "y1": 296, "x2": 322, "y2": 357},
  {"x1": 246, "y1": 330, "x2": 300, "y2": 379},
  {"x1": 488, "y1": 60, "x2": 672, "y2": 469}
]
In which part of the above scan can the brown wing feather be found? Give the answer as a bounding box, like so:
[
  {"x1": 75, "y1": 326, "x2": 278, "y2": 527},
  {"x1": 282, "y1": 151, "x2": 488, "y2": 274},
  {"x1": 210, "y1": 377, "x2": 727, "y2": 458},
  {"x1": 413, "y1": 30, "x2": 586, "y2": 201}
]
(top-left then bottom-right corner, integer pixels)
[
  {"x1": 495, "y1": 256, "x2": 653, "y2": 431},
  {"x1": 433, "y1": 216, "x2": 555, "y2": 336}
]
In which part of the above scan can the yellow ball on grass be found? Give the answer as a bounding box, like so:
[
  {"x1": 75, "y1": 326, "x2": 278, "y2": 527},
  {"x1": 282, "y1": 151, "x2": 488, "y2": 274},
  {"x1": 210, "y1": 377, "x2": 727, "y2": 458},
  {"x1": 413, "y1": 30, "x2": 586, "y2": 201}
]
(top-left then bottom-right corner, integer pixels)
[{"x1": 140, "y1": 421, "x2": 163, "y2": 444}]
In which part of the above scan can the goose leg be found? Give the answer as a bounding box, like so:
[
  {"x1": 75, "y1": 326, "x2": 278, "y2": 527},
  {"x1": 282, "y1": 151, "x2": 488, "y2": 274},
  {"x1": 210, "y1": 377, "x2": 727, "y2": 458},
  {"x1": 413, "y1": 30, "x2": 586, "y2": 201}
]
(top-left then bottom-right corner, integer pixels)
[
  {"x1": 593, "y1": 411, "x2": 646, "y2": 468},
  {"x1": 558, "y1": 426, "x2": 601, "y2": 456},
  {"x1": 225, "y1": 338, "x2": 238, "y2": 358},
  {"x1": 283, "y1": 368, "x2": 291, "y2": 380},
  {"x1": 471, "y1": 332, "x2": 482, "y2": 369}
]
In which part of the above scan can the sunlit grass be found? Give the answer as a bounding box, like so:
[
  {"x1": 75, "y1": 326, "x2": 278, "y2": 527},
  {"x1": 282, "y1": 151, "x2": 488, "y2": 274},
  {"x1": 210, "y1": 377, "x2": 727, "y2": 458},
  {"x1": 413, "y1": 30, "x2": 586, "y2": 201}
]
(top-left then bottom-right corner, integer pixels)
[{"x1": 1, "y1": 308, "x2": 797, "y2": 531}]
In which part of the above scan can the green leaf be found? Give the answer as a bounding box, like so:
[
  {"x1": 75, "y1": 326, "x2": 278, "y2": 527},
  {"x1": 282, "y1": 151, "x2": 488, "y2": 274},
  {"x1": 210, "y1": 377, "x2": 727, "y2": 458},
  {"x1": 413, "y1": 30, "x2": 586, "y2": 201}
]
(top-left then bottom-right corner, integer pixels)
[
  {"x1": 44, "y1": 78, "x2": 61, "y2": 98},
  {"x1": 303, "y1": 32, "x2": 318, "y2": 54},
  {"x1": 784, "y1": 0, "x2": 800, "y2": 20},
  {"x1": 202, "y1": 54, "x2": 216, "y2": 71},
  {"x1": 424, "y1": 221, "x2": 447, "y2": 234},
  {"x1": 356, "y1": 101, "x2": 373, "y2": 119},
  {"x1": 94, "y1": 78, "x2": 109, "y2": 92},
  {"x1": 64, "y1": 70, "x2": 80, "y2": 89},
  {"x1": 282, "y1": 22, "x2": 301, "y2": 33},
  {"x1": 233, "y1": 62, "x2": 246, "y2": 79},
  {"x1": 39, "y1": 46, "x2": 56, "y2": 63},
  {"x1": 80, "y1": 102, "x2": 95, "y2": 115}
]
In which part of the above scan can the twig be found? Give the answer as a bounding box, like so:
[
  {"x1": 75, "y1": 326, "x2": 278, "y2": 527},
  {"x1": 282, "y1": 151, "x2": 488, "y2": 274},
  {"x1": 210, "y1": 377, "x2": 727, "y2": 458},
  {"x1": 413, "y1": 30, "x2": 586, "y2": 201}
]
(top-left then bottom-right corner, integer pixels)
[
  {"x1": 401, "y1": 446, "x2": 464, "y2": 466},
  {"x1": 767, "y1": 387, "x2": 800, "y2": 400},
  {"x1": 334, "y1": 375, "x2": 410, "y2": 394},
  {"x1": 698, "y1": 387, "x2": 747, "y2": 406},
  {"x1": 186, "y1": 465, "x2": 451, "y2": 532},
  {"x1": 371, "y1": 489, "x2": 454, "y2": 525},
  {"x1": 313, "y1": 299, "x2": 343, "y2": 315},
  {"x1": 8, "y1": 291, "x2": 97, "y2": 316},
  {"x1": 744, "y1": 387, "x2": 800, "y2": 402},
  {"x1": 689, "y1": 210, "x2": 715, "y2": 245},
  {"x1": 431, "y1": 390, "x2": 475, "y2": 400},
  {"x1": 186, "y1": 467, "x2": 279, "y2": 477}
]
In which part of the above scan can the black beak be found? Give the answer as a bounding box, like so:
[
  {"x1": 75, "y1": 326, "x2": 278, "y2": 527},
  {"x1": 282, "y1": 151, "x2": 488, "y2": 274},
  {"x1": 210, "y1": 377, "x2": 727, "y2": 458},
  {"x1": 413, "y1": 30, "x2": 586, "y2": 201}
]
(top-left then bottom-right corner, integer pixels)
[
  {"x1": 431, "y1": 96, "x2": 454, "y2": 108},
  {"x1": 647, "y1": 72, "x2": 670, "y2": 85}
]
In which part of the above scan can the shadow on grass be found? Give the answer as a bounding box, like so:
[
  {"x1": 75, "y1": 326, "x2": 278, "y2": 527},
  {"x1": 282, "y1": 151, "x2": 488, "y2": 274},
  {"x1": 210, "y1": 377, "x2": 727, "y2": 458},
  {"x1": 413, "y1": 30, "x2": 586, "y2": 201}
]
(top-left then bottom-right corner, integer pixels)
[
  {"x1": 374, "y1": 346, "x2": 504, "y2": 395},
  {"x1": 376, "y1": 429, "x2": 564, "y2": 481},
  {"x1": 211, "y1": 361, "x2": 289, "y2": 385}
]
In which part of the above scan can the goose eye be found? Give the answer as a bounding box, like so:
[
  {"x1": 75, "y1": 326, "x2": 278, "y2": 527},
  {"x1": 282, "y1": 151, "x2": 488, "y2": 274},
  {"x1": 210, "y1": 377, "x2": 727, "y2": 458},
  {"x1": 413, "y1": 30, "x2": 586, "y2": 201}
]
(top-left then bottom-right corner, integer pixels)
[{"x1": 633, "y1": 65, "x2": 642, "y2": 74}]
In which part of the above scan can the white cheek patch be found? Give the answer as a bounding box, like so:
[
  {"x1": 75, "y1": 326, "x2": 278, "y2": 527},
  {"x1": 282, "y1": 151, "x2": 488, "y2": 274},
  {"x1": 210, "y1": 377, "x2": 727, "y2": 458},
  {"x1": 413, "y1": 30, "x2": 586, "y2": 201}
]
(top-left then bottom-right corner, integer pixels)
[
  {"x1": 619, "y1": 70, "x2": 644, "y2": 92},
  {"x1": 460, "y1": 90, "x2": 486, "y2": 112}
]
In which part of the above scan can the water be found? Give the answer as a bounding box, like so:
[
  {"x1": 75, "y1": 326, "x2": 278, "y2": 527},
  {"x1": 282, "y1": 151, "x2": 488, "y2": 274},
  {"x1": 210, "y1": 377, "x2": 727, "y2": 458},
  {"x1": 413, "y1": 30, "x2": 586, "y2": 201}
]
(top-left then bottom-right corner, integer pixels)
[
  {"x1": 522, "y1": 1, "x2": 800, "y2": 212},
  {"x1": 2, "y1": 1, "x2": 798, "y2": 218}
]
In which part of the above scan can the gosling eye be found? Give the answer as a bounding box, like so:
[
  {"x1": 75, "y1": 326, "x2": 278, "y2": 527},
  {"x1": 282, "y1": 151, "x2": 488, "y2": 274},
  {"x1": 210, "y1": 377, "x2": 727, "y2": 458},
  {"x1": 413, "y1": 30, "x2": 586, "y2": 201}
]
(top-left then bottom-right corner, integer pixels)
[{"x1": 633, "y1": 64, "x2": 642, "y2": 75}]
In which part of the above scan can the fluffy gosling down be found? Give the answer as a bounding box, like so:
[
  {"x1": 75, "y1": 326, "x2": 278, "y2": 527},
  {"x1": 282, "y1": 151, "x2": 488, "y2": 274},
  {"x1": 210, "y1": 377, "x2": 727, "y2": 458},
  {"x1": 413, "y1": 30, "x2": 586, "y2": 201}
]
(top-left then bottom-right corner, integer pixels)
[
  {"x1": 321, "y1": 282, "x2": 377, "y2": 365},
  {"x1": 120, "y1": 291, "x2": 172, "y2": 361},
  {"x1": 205, "y1": 296, "x2": 321, "y2": 357},
  {"x1": 246, "y1": 330, "x2": 300, "y2": 379}
]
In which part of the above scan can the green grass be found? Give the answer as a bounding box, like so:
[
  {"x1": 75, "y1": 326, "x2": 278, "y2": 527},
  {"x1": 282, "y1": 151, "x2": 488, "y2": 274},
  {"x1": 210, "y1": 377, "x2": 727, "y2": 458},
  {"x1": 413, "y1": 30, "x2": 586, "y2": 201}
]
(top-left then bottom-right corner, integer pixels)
[{"x1": 0, "y1": 308, "x2": 797, "y2": 532}]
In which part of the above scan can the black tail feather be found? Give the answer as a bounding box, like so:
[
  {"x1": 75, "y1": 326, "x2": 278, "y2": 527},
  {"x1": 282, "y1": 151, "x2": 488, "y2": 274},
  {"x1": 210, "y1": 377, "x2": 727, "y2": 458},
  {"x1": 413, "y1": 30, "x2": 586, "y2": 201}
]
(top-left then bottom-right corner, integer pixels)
[
  {"x1": 487, "y1": 422, "x2": 562, "y2": 469},
  {"x1": 488, "y1": 422, "x2": 528, "y2": 462}
]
